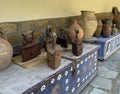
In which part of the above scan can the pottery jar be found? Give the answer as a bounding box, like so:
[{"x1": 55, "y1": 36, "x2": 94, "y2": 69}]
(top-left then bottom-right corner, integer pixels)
[
  {"x1": 0, "y1": 38, "x2": 13, "y2": 71},
  {"x1": 93, "y1": 19, "x2": 103, "y2": 37},
  {"x1": 68, "y1": 20, "x2": 84, "y2": 43},
  {"x1": 102, "y1": 19, "x2": 112, "y2": 37},
  {"x1": 81, "y1": 11, "x2": 97, "y2": 39}
]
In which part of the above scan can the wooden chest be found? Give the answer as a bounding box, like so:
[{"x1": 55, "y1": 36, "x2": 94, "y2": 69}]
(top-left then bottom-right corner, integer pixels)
[
  {"x1": 22, "y1": 43, "x2": 99, "y2": 94},
  {"x1": 21, "y1": 41, "x2": 41, "y2": 62},
  {"x1": 94, "y1": 32, "x2": 120, "y2": 60}
]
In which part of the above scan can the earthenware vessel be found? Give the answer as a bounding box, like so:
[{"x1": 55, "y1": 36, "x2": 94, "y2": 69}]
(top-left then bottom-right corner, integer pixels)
[
  {"x1": 0, "y1": 38, "x2": 13, "y2": 71},
  {"x1": 102, "y1": 19, "x2": 112, "y2": 37},
  {"x1": 81, "y1": 11, "x2": 97, "y2": 39},
  {"x1": 93, "y1": 19, "x2": 103, "y2": 37},
  {"x1": 68, "y1": 20, "x2": 84, "y2": 43}
]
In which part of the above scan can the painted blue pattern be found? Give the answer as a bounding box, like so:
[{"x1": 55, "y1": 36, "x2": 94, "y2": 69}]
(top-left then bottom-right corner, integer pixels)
[
  {"x1": 94, "y1": 33, "x2": 120, "y2": 60},
  {"x1": 23, "y1": 45, "x2": 99, "y2": 94}
]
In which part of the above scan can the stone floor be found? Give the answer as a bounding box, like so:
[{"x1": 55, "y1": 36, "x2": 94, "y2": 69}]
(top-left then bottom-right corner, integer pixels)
[{"x1": 80, "y1": 49, "x2": 120, "y2": 94}]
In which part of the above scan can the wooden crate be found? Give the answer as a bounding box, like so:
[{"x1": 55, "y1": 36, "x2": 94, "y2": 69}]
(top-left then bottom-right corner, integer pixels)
[
  {"x1": 23, "y1": 44, "x2": 99, "y2": 94},
  {"x1": 94, "y1": 32, "x2": 120, "y2": 60}
]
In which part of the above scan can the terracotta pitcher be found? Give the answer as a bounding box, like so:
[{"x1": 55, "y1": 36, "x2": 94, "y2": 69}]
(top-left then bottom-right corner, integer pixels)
[
  {"x1": 0, "y1": 29, "x2": 13, "y2": 71},
  {"x1": 68, "y1": 20, "x2": 84, "y2": 43},
  {"x1": 81, "y1": 11, "x2": 97, "y2": 39}
]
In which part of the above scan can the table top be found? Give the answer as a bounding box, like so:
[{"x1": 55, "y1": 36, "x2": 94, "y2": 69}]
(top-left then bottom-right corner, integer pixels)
[
  {"x1": 62, "y1": 43, "x2": 99, "y2": 61},
  {"x1": 0, "y1": 43, "x2": 99, "y2": 94},
  {"x1": 95, "y1": 33, "x2": 120, "y2": 43}
]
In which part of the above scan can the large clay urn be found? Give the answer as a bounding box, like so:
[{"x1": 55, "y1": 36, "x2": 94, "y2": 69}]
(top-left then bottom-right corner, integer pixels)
[
  {"x1": 81, "y1": 11, "x2": 97, "y2": 39},
  {"x1": 112, "y1": 7, "x2": 120, "y2": 30},
  {"x1": 0, "y1": 37, "x2": 13, "y2": 71},
  {"x1": 68, "y1": 20, "x2": 84, "y2": 43}
]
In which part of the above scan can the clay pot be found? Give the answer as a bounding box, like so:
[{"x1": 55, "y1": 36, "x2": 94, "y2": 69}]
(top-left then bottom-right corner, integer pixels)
[
  {"x1": 68, "y1": 20, "x2": 84, "y2": 43},
  {"x1": 81, "y1": 11, "x2": 97, "y2": 39},
  {"x1": 93, "y1": 19, "x2": 103, "y2": 38},
  {"x1": 0, "y1": 38, "x2": 13, "y2": 71},
  {"x1": 102, "y1": 19, "x2": 112, "y2": 37},
  {"x1": 112, "y1": 7, "x2": 120, "y2": 30}
]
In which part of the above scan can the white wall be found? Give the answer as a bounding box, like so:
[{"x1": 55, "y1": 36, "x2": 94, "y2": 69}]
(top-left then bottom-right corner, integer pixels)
[{"x1": 0, "y1": 0, "x2": 120, "y2": 22}]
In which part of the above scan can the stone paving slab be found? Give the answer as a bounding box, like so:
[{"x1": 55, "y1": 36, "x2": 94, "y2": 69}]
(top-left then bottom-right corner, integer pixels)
[
  {"x1": 117, "y1": 80, "x2": 120, "y2": 94},
  {"x1": 98, "y1": 66, "x2": 118, "y2": 79},
  {"x1": 98, "y1": 61, "x2": 119, "y2": 72},
  {"x1": 80, "y1": 86, "x2": 93, "y2": 94},
  {"x1": 91, "y1": 76, "x2": 112, "y2": 90},
  {"x1": 90, "y1": 88, "x2": 106, "y2": 94}
]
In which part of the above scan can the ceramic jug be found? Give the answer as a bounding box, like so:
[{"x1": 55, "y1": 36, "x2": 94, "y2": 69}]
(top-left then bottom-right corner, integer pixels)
[
  {"x1": 102, "y1": 19, "x2": 112, "y2": 37},
  {"x1": 81, "y1": 11, "x2": 97, "y2": 39},
  {"x1": 68, "y1": 20, "x2": 84, "y2": 43}
]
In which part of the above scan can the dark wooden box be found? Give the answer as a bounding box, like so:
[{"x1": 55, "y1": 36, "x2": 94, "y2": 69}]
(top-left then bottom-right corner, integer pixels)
[{"x1": 94, "y1": 33, "x2": 120, "y2": 60}]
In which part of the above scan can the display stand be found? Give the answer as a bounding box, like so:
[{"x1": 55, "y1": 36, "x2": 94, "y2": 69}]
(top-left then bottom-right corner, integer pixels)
[
  {"x1": 0, "y1": 44, "x2": 99, "y2": 94},
  {"x1": 94, "y1": 33, "x2": 120, "y2": 60}
]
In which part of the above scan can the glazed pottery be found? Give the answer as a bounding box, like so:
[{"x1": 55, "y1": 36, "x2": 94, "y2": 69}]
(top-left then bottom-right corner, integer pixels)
[{"x1": 81, "y1": 11, "x2": 97, "y2": 39}]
